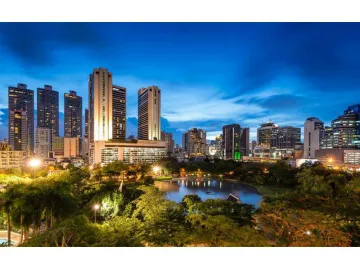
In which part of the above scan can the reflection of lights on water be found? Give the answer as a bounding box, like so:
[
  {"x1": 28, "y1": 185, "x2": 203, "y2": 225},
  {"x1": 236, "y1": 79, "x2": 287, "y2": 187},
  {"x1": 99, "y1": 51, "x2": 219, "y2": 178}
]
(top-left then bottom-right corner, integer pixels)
[
  {"x1": 208, "y1": 181, "x2": 210, "y2": 186},
  {"x1": 220, "y1": 182, "x2": 222, "y2": 188}
]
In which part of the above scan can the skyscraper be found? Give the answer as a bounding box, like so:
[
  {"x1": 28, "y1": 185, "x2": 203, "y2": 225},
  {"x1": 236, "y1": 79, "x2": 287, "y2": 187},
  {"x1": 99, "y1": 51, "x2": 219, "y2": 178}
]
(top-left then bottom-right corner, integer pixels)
[
  {"x1": 9, "y1": 110, "x2": 28, "y2": 154},
  {"x1": 187, "y1": 128, "x2": 206, "y2": 156},
  {"x1": 37, "y1": 85, "x2": 59, "y2": 149},
  {"x1": 138, "y1": 86, "x2": 161, "y2": 140},
  {"x1": 88, "y1": 68, "x2": 113, "y2": 164},
  {"x1": 112, "y1": 85, "x2": 126, "y2": 141},
  {"x1": 320, "y1": 104, "x2": 360, "y2": 149},
  {"x1": 182, "y1": 132, "x2": 189, "y2": 152},
  {"x1": 304, "y1": 117, "x2": 324, "y2": 158},
  {"x1": 240, "y1": 127, "x2": 250, "y2": 157},
  {"x1": 161, "y1": 131, "x2": 175, "y2": 154},
  {"x1": 83, "y1": 108, "x2": 89, "y2": 160},
  {"x1": 64, "y1": 90, "x2": 82, "y2": 138},
  {"x1": 271, "y1": 126, "x2": 301, "y2": 149},
  {"x1": 257, "y1": 121, "x2": 278, "y2": 147},
  {"x1": 222, "y1": 124, "x2": 241, "y2": 160},
  {"x1": 8, "y1": 83, "x2": 34, "y2": 155},
  {"x1": 35, "y1": 127, "x2": 50, "y2": 159}
]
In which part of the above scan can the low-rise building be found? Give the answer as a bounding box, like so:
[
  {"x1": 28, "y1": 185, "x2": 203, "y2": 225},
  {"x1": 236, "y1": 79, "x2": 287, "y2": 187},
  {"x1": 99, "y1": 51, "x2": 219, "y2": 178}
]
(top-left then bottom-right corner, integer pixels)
[
  {"x1": 93, "y1": 140, "x2": 166, "y2": 165},
  {"x1": 0, "y1": 149, "x2": 23, "y2": 169}
]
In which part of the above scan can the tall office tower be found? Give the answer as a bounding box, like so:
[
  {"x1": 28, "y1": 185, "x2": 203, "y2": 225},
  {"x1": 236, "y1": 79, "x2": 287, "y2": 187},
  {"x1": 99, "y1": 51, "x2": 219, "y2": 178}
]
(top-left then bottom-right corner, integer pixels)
[
  {"x1": 88, "y1": 68, "x2": 113, "y2": 164},
  {"x1": 161, "y1": 131, "x2": 175, "y2": 154},
  {"x1": 304, "y1": 117, "x2": 324, "y2": 158},
  {"x1": 257, "y1": 121, "x2": 278, "y2": 147},
  {"x1": 222, "y1": 124, "x2": 241, "y2": 160},
  {"x1": 37, "y1": 85, "x2": 59, "y2": 149},
  {"x1": 112, "y1": 85, "x2": 126, "y2": 141},
  {"x1": 64, "y1": 90, "x2": 82, "y2": 138},
  {"x1": 35, "y1": 127, "x2": 50, "y2": 159},
  {"x1": 271, "y1": 126, "x2": 301, "y2": 149},
  {"x1": 9, "y1": 110, "x2": 28, "y2": 154},
  {"x1": 321, "y1": 104, "x2": 360, "y2": 150},
  {"x1": 187, "y1": 128, "x2": 206, "y2": 156},
  {"x1": 215, "y1": 135, "x2": 223, "y2": 159},
  {"x1": 240, "y1": 127, "x2": 250, "y2": 156},
  {"x1": 83, "y1": 108, "x2": 89, "y2": 159},
  {"x1": 182, "y1": 132, "x2": 189, "y2": 152},
  {"x1": 138, "y1": 86, "x2": 161, "y2": 140},
  {"x1": 8, "y1": 83, "x2": 34, "y2": 155}
]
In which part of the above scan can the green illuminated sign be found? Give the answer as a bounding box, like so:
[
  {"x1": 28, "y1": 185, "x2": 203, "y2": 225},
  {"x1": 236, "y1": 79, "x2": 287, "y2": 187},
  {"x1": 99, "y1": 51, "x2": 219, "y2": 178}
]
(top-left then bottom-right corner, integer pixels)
[{"x1": 234, "y1": 150, "x2": 241, "y2": 160}]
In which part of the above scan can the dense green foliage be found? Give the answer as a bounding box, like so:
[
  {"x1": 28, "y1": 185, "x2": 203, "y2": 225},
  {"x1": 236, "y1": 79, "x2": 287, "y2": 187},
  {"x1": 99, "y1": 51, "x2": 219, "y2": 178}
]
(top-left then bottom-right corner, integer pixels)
[{"x1": 0, "y1": 159, "x2": 359, "y2": 247}]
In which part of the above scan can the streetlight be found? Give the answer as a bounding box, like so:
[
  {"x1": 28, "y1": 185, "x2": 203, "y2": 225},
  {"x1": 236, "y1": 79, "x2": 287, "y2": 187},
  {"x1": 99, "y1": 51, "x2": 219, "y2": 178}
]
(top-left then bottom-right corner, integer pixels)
[
  {"x1": 305, "y1": 230, "x2": 311, "y2": 236},
  {"x1": 153, "y1": 166, "x2": 160, "y2": 176},
  {"x1": 93, "y1": 204, "x2": 100, "y2": 223},
  {"x1": 28, "y1": 158, "x2": 41, "y2": 178}
]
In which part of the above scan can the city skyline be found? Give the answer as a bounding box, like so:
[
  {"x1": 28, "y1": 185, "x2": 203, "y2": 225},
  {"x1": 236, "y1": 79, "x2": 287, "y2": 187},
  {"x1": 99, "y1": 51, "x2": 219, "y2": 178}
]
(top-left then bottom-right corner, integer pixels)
[{"x1": 1, "y1": 23, "x2": 360, "y2": 144}]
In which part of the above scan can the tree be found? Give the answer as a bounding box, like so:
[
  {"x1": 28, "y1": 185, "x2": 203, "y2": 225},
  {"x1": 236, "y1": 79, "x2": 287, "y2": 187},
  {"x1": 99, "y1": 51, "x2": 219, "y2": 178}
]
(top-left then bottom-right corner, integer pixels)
[
  {"x1": 132, "y1": 186, "x2": 185, "y2": 245},
  {"x1": 182, "y1": 194, "x2": 202, "y2": 212}
]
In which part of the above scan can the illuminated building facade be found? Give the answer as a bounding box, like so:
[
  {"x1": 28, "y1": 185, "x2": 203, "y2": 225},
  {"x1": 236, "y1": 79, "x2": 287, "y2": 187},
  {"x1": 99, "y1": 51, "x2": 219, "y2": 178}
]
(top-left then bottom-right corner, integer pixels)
[
  {"x1": 64, "y1": 90, "x2": 82, "y2": 138},
  {"x1": 0, "y1": 149, "x2": 23, "y2": 169},
  {"x1": 9, "y1": 110, "x2": 28, "y2": 155},
  {"x1": 37, "y1": 85, "x2": 59, "y2": 149},
  {"x1": 138, "y1": 86, "x2": 161, "y2": 141},
  {"x1": 223, "y1": 124, "x2": 241, "y2": 160},
  {"x1": 112, "y1": 85, "x2": 126, "y2": 141},
  {"x1": 93, "y1": 140, "x2": 166, "y2": 165},
  {"x1": 8, "y1": 83, "x2": 34, "y2": 154},
  {"x1": 304, "y1": 117, "x2": 324, "y2": 158},
  {"x1": 320, "y1": 104, "x2": 360, "y2": 149},
  {"x1": 161, "y1": 131, "x2": 175, "y2": 154},
  {"x1": 88, "y1": 68, "x2": 114, "y2": 164},
  {"x1": 187, "y1": 128, "x2": 206, "y2": 157},
  {"x1": 35, "y1": 127, "x2": 51, "y2": 159}
]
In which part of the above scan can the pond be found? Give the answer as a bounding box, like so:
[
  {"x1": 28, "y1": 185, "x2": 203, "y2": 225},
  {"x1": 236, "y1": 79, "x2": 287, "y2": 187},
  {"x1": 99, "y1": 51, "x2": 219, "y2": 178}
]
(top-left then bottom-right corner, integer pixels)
[{"x1": 155, "y1": 178, "x2": 263, "y2": 208}]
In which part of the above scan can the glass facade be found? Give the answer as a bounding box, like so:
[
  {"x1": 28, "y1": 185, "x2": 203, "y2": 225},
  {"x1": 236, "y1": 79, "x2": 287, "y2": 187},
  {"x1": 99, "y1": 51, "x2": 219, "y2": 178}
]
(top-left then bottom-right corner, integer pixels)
[{"x1": 123, "y1": 147, "x2": 166, "y2": 164}]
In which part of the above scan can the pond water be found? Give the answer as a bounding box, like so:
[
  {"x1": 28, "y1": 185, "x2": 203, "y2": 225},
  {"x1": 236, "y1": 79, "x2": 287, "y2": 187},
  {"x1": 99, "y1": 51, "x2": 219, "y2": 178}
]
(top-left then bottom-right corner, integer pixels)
[{"x1": 155, "y1": 178, "x2": 263, "y2": 208}]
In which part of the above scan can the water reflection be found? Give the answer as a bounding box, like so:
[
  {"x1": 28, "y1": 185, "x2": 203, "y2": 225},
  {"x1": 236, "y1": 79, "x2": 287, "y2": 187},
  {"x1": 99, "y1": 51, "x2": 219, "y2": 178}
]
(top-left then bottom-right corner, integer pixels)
[{"x1": 155, "y1": 178, "x2": 262, "y2": 208}]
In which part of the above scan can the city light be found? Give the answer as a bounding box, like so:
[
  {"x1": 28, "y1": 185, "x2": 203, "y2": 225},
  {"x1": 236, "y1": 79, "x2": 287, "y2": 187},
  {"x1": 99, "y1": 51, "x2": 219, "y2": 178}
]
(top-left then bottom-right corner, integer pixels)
[
  {"x1": 153, "y1": 166, "x2": 160, "y2": 174},
  {"x1": 306, "y1": 230, "x2": 311, "y2": 235},
  {"x1": 328, "y1": 158, "x2": 333, "y2": 163},
  {"x1": 29, "y1": 158, "x2": 41, "y2": 168}
]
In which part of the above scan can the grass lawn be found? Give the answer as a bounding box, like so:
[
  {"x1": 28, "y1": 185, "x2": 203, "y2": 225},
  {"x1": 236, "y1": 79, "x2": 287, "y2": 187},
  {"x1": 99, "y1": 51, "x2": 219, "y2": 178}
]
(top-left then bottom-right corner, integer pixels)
[{"x1": 155, "y1": 176, "x2": 173, "y2": 181}]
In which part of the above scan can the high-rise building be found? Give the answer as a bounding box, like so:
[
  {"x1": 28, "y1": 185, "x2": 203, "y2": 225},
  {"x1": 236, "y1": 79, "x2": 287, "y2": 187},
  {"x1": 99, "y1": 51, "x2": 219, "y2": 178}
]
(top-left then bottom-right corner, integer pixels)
[
  {"x1": 112, "y1": 85, "x2": 126, "y2": 141},
  {"x1": 0, "y1": 148, "x2": 23, "y2": 169},
  {"x1": 88, "y1": 68, "x2": 114, "y2": 164},
  {"x1": 257, "y1": 121, "x2": 278, "y2": 147},
  {"x1": 37, "y1": 85, "x2": 59, "y2": 149},
  {"x1": 214, "y1": 135, "x2": 223, "y2": 159},
  {"x1": 304, "y1": 117, "x2": 324, "y2": 158},
  {"x1": 222, "y1": 124, "x2": 242, "y2": 160},
  {"x1": 64, "y1": 90, "x2": 82, "y2": 138},
  {"x1": 138, "y1": 86, "x2": 161, "y2": 141},
  {"x1": 8, "y1": 83, "x2": 34, "y2": 154},
  {"x1": 83, "y1": 108, "x2": 89, "y2": 160},
  {"x1": 271, "y1": 126, "x2": 301, "y2": 149},
  {"x1": 240, "y1": 127, "x2": 250, "y2": 157},
  {"x1": 161, "y1": 131, "x2": 175, "y2": 154},
  {"x1": 249, "y1": 140, "x2": 256, "y2": 156},
  {"x1": 182, "y1": 132, "x2": 189, "y2": 152},
  {"x1": 35, "y1": 127, "x2": 51, "y2": 159},
  {"x1": 9, "y1": 110, "x2": 28, "y2": 155},
  {"x1": 320, "y1": 104, "x2": 360, "y2": 149},
  {"x1": 187, "y1": 128, "x2": 206, "y2": 156}
]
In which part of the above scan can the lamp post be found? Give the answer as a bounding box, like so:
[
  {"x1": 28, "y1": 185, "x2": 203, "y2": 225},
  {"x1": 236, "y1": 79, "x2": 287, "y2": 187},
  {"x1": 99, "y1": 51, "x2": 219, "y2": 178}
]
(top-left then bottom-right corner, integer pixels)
[
  {"x1": 28, "y1": 158, "x2": 41, "y2": 178},
  {"x1": 93, "y1": 204, "x2": 100, "y2": 223}
]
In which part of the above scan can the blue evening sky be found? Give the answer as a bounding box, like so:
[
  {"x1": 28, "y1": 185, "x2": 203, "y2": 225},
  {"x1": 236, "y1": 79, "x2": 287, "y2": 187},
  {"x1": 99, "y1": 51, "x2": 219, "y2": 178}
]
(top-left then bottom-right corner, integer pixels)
[{"x1": 0, "y1": 23, "x2": 359, "y2": 144}]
